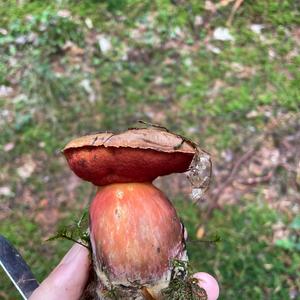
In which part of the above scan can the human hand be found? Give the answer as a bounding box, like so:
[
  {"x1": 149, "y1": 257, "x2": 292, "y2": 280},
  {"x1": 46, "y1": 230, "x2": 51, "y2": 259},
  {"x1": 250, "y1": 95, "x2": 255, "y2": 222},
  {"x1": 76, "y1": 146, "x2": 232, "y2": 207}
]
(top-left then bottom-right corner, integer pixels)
[
  {"x1": 29, "y1": 243, "x2": 90, "y2": 300},
  {"x1": 29, "y1": 243, "x2": 219, "y2": 300}
]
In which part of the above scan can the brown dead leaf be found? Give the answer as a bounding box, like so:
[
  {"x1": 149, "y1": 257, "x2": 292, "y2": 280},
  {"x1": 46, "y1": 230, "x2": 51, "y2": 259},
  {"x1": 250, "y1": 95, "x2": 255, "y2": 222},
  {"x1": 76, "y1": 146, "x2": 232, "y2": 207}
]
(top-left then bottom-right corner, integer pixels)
[
  {"x1": 63, "y1": 41, "x2": 82, "y2": 53},
  {"x1": 17, "y1": 158, "x2": 36, "y2": 179},
  {"x1": 218, "y1": 0, "x2": 235, "y2": 6},
  {"x1": 0, "y1": 186, "x2": 12, "y2": 196},
  {"x1": 38, "y1": 198, "x2": 49, "y2": 208},
  {"x1": 196, "y1": 225, "x2": 205, "y2": 239}
]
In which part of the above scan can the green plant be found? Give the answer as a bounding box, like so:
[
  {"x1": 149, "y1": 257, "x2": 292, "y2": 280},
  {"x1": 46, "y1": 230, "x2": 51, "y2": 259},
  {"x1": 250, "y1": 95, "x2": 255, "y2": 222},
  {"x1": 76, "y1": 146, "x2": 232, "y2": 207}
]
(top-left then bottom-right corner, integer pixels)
[
  {"x1": 175, "y1": 200, "x2": 300, "y2": 300},
  {"x1": 0, "y1": 9, "x2": 84, "y2": 55},
  {"x1": 276, "y1": 216, "x2": 300, "y2": 251}
]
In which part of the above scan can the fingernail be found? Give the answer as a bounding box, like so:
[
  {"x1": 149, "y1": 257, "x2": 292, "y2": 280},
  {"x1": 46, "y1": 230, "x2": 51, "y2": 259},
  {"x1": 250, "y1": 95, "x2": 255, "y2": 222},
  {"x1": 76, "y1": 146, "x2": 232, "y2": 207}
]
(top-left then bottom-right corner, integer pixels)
[
  {"x1": 192, "y1": 272, "x2": 220, "y2": 300},
  {"x1": 60, "y1": 243, "x2": 85, "y2": 265}
]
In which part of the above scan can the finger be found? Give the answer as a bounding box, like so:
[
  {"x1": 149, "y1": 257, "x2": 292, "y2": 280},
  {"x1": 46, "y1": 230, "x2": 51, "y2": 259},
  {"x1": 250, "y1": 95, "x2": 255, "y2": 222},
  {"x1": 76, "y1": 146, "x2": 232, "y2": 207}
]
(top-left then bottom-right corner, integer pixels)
[
  {"x1": 192, "y1": 272, "x2": 220, "y2": 300},
  {"x1": 29, "y1": 243, "x2": 90, "y2": 300}
]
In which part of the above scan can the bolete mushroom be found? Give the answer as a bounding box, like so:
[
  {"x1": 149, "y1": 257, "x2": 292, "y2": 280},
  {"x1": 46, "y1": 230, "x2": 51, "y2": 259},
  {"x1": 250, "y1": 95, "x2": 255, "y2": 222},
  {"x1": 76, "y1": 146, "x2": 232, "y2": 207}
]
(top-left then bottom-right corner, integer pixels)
[{"x1": 63, "y1": 127, "x2": 211, "y2": 299}]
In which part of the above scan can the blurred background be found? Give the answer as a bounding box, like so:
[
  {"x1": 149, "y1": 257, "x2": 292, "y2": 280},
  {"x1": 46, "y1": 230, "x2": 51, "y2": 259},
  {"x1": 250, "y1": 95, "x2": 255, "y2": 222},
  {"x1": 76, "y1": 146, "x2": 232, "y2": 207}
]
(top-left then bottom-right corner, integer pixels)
[{"x1": 0, "y1": 0, "x2": 299, "y2": 299}]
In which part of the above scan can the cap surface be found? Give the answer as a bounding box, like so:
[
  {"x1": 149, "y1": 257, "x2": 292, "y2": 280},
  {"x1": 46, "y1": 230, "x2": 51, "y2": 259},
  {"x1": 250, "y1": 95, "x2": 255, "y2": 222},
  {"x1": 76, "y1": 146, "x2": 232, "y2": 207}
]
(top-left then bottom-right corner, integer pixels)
[{"x1": 63, "y1": 128, "x2": 195, "y2": 186}]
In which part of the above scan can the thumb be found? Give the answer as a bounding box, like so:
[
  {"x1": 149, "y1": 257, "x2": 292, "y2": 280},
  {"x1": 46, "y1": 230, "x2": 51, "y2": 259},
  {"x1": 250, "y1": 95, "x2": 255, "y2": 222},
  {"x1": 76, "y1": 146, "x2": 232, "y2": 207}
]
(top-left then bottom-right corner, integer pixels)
[
  {"x1": 193, "y1": 272, "x2": 219, "y2": 300},
  {"x1": 29, "y1": 243, "x2": 90, "y2": 300}
]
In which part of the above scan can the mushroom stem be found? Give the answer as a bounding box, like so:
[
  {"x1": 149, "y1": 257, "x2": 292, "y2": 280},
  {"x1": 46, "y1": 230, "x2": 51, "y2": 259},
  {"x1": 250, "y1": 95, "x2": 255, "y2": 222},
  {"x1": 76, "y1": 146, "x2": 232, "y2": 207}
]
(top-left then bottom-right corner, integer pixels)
[{"x1": 89, "y1": 182, "x2": 187, "y2": 299}]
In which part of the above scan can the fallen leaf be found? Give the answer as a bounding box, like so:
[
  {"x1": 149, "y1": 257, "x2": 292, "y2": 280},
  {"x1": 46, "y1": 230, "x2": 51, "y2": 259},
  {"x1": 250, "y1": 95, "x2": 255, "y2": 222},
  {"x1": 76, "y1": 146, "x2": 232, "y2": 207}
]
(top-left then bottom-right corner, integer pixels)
[
  {"x1": 264, "y1": 263, "x2": 273, "y2": 270},
  {"x1": 4, "y1": 142, "x2": 15, "y2": 152},
  {"x1": 206, "y1": 44, "x2": 221, "y2": 54},
  {"x1": 85, "y1": 18, "x2": 93, "y2": 29},
  {"x1": 246, "y1": 110, "x2": 259, "y2": 118},
  {"x1": 63, "y1": 41, "x2": 84, "y2": 56},
  {"x1": 98, "y1": 35, "x2": 112, "y2": 53},
  {"x1": 196, "y1": 225, "x2": 205, "y2": 239},
  {"x1": 205, "y1": 1, "x2": 217, "y2": 12},
  {"x1": 80, "y1": 79, "x2": 96, "y2": 103},
  {"x1": 17, "y1": 159, "x2": 36, "y2": 179},
  {"x1": 250, "y1": 24, "x2": 264, "y2": 35},
  {"x1": 57, "y1": 9, "x2": 71, "y2": 18},
  {"x1": 0, "y1": 85, "x2": 13, "y2": 97},
  {"x1": 194, "y1": 15, "x2": 203, "y2": 26},
  {"x1": 38, "y1": 198, "x2": 49, "y2": 208},
  {"x1": 0, "y1": 186, "x2": 12, "y2": 196},
  {"x1": 0, "y1": 28, "x2": 8, "y2": 35},
  {"x1": 213, "y1": 27, "x2": 235, "y2": 41}
]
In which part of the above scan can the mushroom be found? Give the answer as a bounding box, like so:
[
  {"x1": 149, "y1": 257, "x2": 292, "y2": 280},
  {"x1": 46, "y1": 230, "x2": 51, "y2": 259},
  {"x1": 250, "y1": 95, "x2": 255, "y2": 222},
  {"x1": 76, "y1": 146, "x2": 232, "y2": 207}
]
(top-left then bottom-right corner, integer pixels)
[{"x1": 63, "y1": 127, "x2": 210, "y2": 299}]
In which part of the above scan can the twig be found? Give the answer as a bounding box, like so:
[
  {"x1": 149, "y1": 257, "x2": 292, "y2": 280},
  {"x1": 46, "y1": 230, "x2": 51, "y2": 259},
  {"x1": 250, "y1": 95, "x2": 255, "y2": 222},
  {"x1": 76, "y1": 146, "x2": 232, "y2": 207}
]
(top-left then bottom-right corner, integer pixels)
[
  {"x1": 212, "y1": 148, "x2": 256, "y2": 199},
  {"x1": 237, "y1": 170, "x2": 273, "y2": 186},
  {"x1": 202, "y1": 112, "x2": 300, "y2": 219},
  {"x1": 226, "y1": 0, "x2": 244, "y2": 26},
  {"x1": 205, "y1": 147, "x2": 257, "y2": 218}
]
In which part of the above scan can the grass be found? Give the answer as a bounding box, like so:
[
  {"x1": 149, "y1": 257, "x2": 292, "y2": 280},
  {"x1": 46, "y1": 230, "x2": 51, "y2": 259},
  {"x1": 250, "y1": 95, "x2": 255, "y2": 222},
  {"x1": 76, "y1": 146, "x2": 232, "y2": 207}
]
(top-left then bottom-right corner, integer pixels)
[
  {"x1": 2, "y1": 199, "x2": 299, "y2": 299},
  {"x1": 1, "y1": 214, "x2": 70, "y2": 299},
  {"x1": 0, "y1": 0, "x2": 299, "y2": 299},
  {"x1": 1, "y1": 0, "x2": 299, "y2": 153},
  {"x1": 176, "y1": 199, "x2": 300, "y2": 300}
]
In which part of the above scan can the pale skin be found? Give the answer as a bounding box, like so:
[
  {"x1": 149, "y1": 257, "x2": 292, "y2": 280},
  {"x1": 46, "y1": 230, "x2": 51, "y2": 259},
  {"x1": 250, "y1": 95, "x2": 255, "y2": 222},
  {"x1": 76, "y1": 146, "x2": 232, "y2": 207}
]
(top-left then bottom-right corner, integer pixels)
[{"x1": 29, "y1": 244, "x2": 219, "y2": 300}]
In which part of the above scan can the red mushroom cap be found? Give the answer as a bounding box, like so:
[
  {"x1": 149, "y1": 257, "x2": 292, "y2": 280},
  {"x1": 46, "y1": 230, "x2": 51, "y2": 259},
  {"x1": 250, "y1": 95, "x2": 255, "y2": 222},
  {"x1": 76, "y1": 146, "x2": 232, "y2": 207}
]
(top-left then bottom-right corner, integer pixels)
[{"x1": 63, "y1": 128, "x2": 195, "y2": 186}]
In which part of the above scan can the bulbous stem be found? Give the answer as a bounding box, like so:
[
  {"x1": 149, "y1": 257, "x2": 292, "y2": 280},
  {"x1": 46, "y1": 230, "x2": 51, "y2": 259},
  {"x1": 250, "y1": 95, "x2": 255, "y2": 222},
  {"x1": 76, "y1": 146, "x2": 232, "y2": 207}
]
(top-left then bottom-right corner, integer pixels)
[{"x1": 89, "y1": 182, "x2": 187, "y2": 299}]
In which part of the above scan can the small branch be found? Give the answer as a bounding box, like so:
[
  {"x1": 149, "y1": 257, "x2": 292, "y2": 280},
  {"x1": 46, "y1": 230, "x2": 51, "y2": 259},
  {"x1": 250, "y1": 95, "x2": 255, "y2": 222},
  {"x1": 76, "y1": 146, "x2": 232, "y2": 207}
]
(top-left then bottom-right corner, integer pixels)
[
  {"x1": 47, "y1": 234, "x2": 90, "y2": 249},
  {"x1": 237, "y1": 171, "x2": 273, "y2": 186},
  {"x1": 205, "y1": 148, "x2": 257, "y2": 219},
  {"x1": 213, "y1": 148, "x2": 256, "y2": 199},
  {"x1": 226, "y1": 0, "x2": 244, "y2": 26}
]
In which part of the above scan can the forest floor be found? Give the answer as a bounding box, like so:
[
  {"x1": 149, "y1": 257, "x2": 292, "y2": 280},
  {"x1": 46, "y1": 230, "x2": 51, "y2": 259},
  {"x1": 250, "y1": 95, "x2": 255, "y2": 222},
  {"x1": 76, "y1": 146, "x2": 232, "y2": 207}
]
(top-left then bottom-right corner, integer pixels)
[{"x1": 0, "y1": 1, "x2": 299, "y2": 299}]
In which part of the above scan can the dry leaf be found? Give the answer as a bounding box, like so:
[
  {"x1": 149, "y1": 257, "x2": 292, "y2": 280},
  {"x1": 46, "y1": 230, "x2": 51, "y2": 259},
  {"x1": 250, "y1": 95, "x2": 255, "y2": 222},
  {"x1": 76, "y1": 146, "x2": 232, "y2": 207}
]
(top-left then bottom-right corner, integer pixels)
[
  {"x1": 0, "y1": 186, "x2": 12, "y2": 196},
  {"x1": 213, "y1": 27, "x2": 235, "y2": 41},
  {"x1": 196, "y1": 225, "x2": 205, "y2": 239},
  {"x1": 4, "y1": 142, "x2": 15, "y2": 152},
  {"x1": 17, "y1": 159, "x2": 36, "y2": 179}
]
